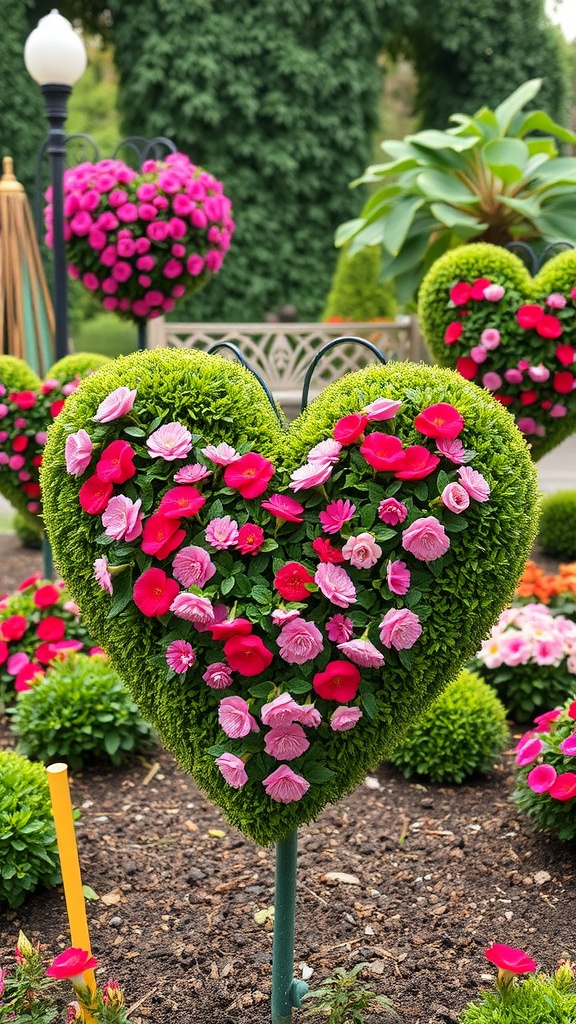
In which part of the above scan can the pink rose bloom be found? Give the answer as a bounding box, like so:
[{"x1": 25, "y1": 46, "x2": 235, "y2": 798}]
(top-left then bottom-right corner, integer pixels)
[
  {"x1": 533, "y1": 637, "x2": 564, "y2": 666},
  {"x1": 172, "y1": 545, "x2": 216, "y2": 588},
  {"x1": 402, "y1": 516, "x2": 450, "y2": 562},
  {"x1": 201, "y1": 442, "x2": 241, "y2": 465},
  {"x1": 326, "y1": 614, "x2": 354, "y2": 643},
  {"x1": 378, "y1": 497, "x2": 408, "y2": 525},
  {"x1": 550, "y1": 404, "x2": 567, "y2": 418},
  {"x1": 264, "y1": 723, "x2": 310, "y2": 761},
  {"x1": 517, "y1": 417, "x2": 537, "y2": 435},
  {"x1": 337, "y1": 638, "x2": 384, "y2": 668},
  {"x1": 341, "y1": 532, "x2": 382, "y2": 569},
  {"x1": 483, "y1": 284, "x2": 505, "y2": 302},
  {"x1": 216, "y1": 752, "x2": 248, "y2": 789},
  {"x1": 263, "y1": 764, "x2": 310, "y2": 803},
  {"x1": 528, "y1": 363, "x2": 551, "y2": 383},
  {"x1": 547, "y1": 293, "x2": 566, "y2": 309},
  {"x1": 482, "y1": 371, "x2": 502, "y2": 390},
  {"x1": 527, "y1": 763, "x2": 557, "y2": 793},
  {"x1": 170, "y1": 592, "x2": 215, "y2": 624},
  {"x1": 331, "y1": 706, "x2": 363, "y2": 731},
  {"x1": 101, "y1": 495, "x2": 143, "y2": 542},
  {"x1": 362, "y1": 397, "x2": 402, "y2": 421},
  {"x1": 436, "y1": 438, "x2": 467, "y2": 464},
  {"x1": 379, "y1": 608, "x2": 422, "y2": 650},
  {"x1": 186, "y1": 254, "x2": 205, "y2": 276},
  {"x1": 295, "y1": 704, "x2": 322, "y2": 728},
  {"x1": 146, "y1": 422, "x2": 193, "y2": 461},
  {"x1": 261, "y1": 693, "x2": 303, "y2": 727},
  {"x1": 93, "y1": 386, "x2": 137, "y2": 423},
  {"x1": 314, "y1": 563, "x2": 357, "y2": 608},
  {"x1": 441, "y1": 482, "x2": 470, "y2": 514},
  {"x1": 470, "y1": 346, "x2": 488, "y2": 364},
  {"x1": 7, "y1": 652, "x2": 30, "y2": 675},
  {"x1": 290, "y1": 459, "x2": 334, "y2": 492},
  {"x1": 205, "y1": 516, "x2": 239, "y2": 549},
  {"x1": 277, "y1": 617, "x2": 324, "y2": 664},
  {"x1": 560, "y1": 733, "x2": 576, "y2": 756},
  {"x1": 174, "y1": 463, "x2": 211, "y2": 484},
  {"x1": 271, "y1": 609, "x2": 301, "y2": 627},
  {"x1": 515, "y1": 736, "x2": 543, "y2": 766},
  {"x1": 218, "y1": 695, "x2": 259, "y2": 738},
  {"x1": 386, "y1": 559, "x2": 411, "y2": 595},
  {"x1": 480, "y1": 328, "x2": 501, "y2": 350},
  {"x1": 203, "y1": 662, "x2": 233, "y2": 689},
  {"x1": 319, "y1": 499, "x2": 356, "y2": 534},
  {"x1": 457, "y1": 466, "x2": 490, "y2": 501},
  {"x1": 35, "y1": 431, "x2": 48, "y2": 445},
  {"x1": 9, "y1": 455, "x2": 25, "y2": 471},
  {"x1": 166, "y1": 640, "x2": 195, "y2": 673},
  {"x1": 504, "y1": 368, "x2": 524, "y2": 384},
  {"x1": 65, "y1": 429, "x2": 93, "y2": 476},
  {"x1": 93, "y1": 556, "x2": 113, "y2": 595},
  {"x1": 307, "y1": 438, "x2": 342, "y2": 464},
  {"x1": 499, "y1": 633, "x2": 531, "y2": 666},
  {"x1": 533, "y1": 708, "x2": 562, "y2": 732}
]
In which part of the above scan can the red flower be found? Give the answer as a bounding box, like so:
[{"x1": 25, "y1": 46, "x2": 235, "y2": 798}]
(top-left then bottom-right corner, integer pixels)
[
  {"x1": 22, "y1": 482, "x2": 41, "y2": 499},
  {"x1": 79, "y1": 475, "x2": 113, "y2": 515},
  {"x1": 520, "y1": 390, "x2": 538, "y2": 406},
  {"x1": 444, "y1": 321, "x2": 463, "y2": 345},
  {"x1": 414, "y1": 403, "x2": 464, "y2": 440},
  {"x1": 493, "y1": 394, "x2": 514, "y2": 406},
  {"x1": 274, "y1": 562, "x2": 314, "y2": 601},
  {"x1": 36, "y1": 616, "x2": 67, "y2": 642},
  {"x1": 0, "y1": 614, "x2": 28, "y2": 641},
  {"x1": 516, "y1": 304, "x2": 544, "y2": 329},
  {"x1": 0, "y1": 640, "x2": 8, "y2": 665},
  {"x1": 556, "y1": 344, "x2": 575, "y2": 367},
  {"x1": 46, "y1": 947, "x2": 98, "y2": 981},
  {"x1": 12, "y1": 435, "x2": 29, "y2": 453},
  {"x1": 33, "y1": 585, "x2": 61, "y2": 609},
  {"x1": 236, "y1": 522, "x2": 265, "y2": 555},
  {"x1": 311, "y1": 537, "x2": 344, "y2": 563},
  {"x1": 50, "y1": 399, "x2": 66, "y2": 418},
  {"x1": 449, "y1": 282, "x2": 471, "y2": 306},
  {"x1": 18, "y1": 573, "x2": 42, "y2": 591},
  {"x1": 15, "y1": 662, "x2": 45, "y2": 691},
  {"x1": 312, "y1": 661, "x2": 361, "y2": 702},
  {"x1": 11, "y1": 391, "x2": 37, "y2": 410},
  {"x1": 141, "y1": 514, "x2": 186, "y2": 559},
  {"x1": 261, "y1": 494, "x2": 304, "y2": 522},
  {"x1": 568, "y1": 700, "x2": 576, "y2": 720},
  {"x1": 470, "y1": 277, "x2": 491, "y2": 300},
  {"x1": 210, "y1": 617, "x2": 253, "y2": 640},
  {"x1": 536, "y1": 314, "x2": 562, "y2": 339},
  {"x1": 224, "y1": 634, "x2": 273, "y2": 676},
  {"x1": 35, "y1": 642, "x2": 59, "y2": 665},
  {"x1": 456, "y1": 356, "x2": 478, "y2": 380},
  {"x1": 32, "y1": 455, "x2": 43, "y2": 467},
  {"x1": 549, "y1": 771, "x2": 576, "y2": 801},
  {"x1": 359, "y1": 433, "x2": 405, "y2": 472},
  {"x1": 157, "y1": 486, "x2": 206, "y2": 519},
  {"x1": 224, "y1": 452, "x2": 275, "y2": 499},
  {"x1": 132, "y1": 568, "x2": 180, "y2": 617},
  {"x1": 95, "y1": 440, "x2": 137, "y2": 484},
  {"x1": 485, "y1": 944, "x2": 536, "y2": 974},
  {"x1": 553, "y1": 371, "x2": 574, "y2": 394},
  {"x1": 394, "y1": 445, "x2": 440, "y2": 480},
  {"x1": 333, "y1": 413, "x2": 368, "y2": 445}
]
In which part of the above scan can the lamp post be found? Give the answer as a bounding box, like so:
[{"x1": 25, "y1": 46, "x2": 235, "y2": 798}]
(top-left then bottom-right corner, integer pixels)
[{"x1": 24, "y1": 9, "x2": 87, "y2": 362}]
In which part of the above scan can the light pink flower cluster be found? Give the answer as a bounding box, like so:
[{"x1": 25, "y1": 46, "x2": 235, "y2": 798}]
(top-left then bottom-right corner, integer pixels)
[{"x1": 478, "y1": 603, "x2": 576, "y2": 671}]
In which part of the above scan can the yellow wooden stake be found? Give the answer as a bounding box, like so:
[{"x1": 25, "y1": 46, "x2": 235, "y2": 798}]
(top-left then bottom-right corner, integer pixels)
[{"x1": 46, "y1": 763, "x2": 97, "y2": 1021}]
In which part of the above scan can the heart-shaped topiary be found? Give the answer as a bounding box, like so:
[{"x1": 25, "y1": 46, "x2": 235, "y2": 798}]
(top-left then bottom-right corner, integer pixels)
[
  {"x1": 0, "y1": 353, "x2": 109, "y2": 533},
  {"x1": 419, "y1": 243, "x2": 576, "y2": 461},
  {"x1": 45, "y1": 153, "x2": 235, "y2": 323},
  {"x1": 41, "y1": 349, "x2": 538, "y2": 845}
]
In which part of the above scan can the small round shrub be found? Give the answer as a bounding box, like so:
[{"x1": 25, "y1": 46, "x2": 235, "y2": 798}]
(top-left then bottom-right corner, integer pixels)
[
  {"x1": 538, "y1": 491, "x2": 576, "y2": 561},
  {"x1": 322, "y1": 244, "x2": 397, "y2": 321},
  {"x1": 513, "y1": 698, "x2": 576, "y2": 841},
  {"x1": 10, "y1": 652, "x2": 156, "y2": 771},
  {"x1": 388, "y1": 669, "x2": 508, "y2": 784},
  {"x1": 459, "y1": 963, "x2": 576, "y2": 1023},
  {"x1": 0, "y1": 749, "x2": 60, "y2": 908},
  {"x1": 12, "y1": 512, "x2": 42, "y2": 549}
]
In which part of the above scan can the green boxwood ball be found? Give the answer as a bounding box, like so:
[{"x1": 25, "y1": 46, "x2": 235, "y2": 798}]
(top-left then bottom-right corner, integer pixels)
[
  {"x1": 538, "y1": 490, "x2": 576, "y2": 561},
  {"x1": 0, "y1": 749, "x2": 60, "y2": 908}
]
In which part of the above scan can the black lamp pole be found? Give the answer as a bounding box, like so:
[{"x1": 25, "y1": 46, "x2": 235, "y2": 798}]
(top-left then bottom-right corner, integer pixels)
[{"x1": 41, "y1": 83, "x2": 72, "y2": 362}]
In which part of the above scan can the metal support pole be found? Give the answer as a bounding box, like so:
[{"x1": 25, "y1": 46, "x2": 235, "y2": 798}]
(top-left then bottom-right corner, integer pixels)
[
  {"x1": 137, "y1": 321, "x2": 147, "y2": 351},
  {"x1": 271, "y1": 830, "x2": 308, "y2": 1024},
  {"x1": 41, "y1": 83, "x2": 71, "y2": 363},
  {"x1": 42, "y1": 533, "x2": 53, "y2": 581}
]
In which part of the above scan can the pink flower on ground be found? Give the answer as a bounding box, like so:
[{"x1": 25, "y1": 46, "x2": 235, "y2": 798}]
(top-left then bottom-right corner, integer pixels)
[
  {"x1": 402, "y1": 517, "x2": 450, "y2": 562},
  {"x1": 277, "y1": 617, "x2": 324, "y2": 664},
  {"x1": 319, "y1": 499, "x2": 356, "y2": 534},
  {"x1": 261, "y1": 494, "x2": 304, "y2": 522},
  {"x1": 205, "y1": 516, "x2": 239, "y2": 549},
  {"x1": 436, "y1": 438, "x2": 467, "y2": 464},
  {"x1": 379, "y1": 608, "x2": 422, "y2": 650},
  {"x1": 147, "y1": 422, "x2": 193, "y2": 461},
  {"x1": 386, "y1": 560, "x2": 411, "y2": 595},
  {"x1": 263, "y1": 765, "x2": 310, "y2": 803},
  {"x1": 93, "y1": 387, "x2": 137, "y2": 423},
  {"x1": 331, "y1": 706, "x2": 363, "y2": 731},
  {"x1": 174, "y1": 463, "x2": 211, "y2": 484},
  {"x1": 314, "y1": 563, "x2": 357, "y2": 608},
  {"x1": 484, "y1": 944, "x2": 536, "y2": 975},
  {"x1": 65, "y1": 429, "x2": 93, "y2": 476},
  {"x1": 203, "y1": 663, "x2": 233, "y2": 689},
  {"x1": 46, "y1": 948, "x2": 98, "y2": 981},
  {"x1": 290, "y1": 459, "x2": 334, "y2": 491},
  {"x1": 326, "y1": 614, "x2": 354, "y2": 643},
  {"x1": 337, "y1": 639, "x2": 384, "y2": 668},
  {"x1": 265, "y1": 723, "x2": 310, "y2": 760},
  {"x1": 441, "y1": 482, "x2": 470, "y2": 514},
  {"x1": 362, "y1": 398, "x2": 402, "y2": 421},
  {"x1": 341, "y1": 533, "x2": 382, "y2": 569},
  {"x1": 215, "y1": 752, "x2": 248, "y2": 788},
  {"x1": 172, "y1": 546, "x2": 216, "y2": 588},
  {"x1": 93, "y1": 557, "x2": 113, "y2": 595},
  {"x1": 166, "y1": 640, "x2": 195, "y2": 673},
  {"x1": 170, "y1": 592, "x2": 215, "y2": 624},
  {"x1": 527, "y1": 764, "x2": 557, "y2": 793},
  {"x1": 378, "y1": 497, "x2": 408, "y2": 525},
  {"x1": 218, "y1": 695, "x2": 259, "y2": 738},
  {"x1": 457, "y1": 465, "x2": 490, "y2": 501},
  {"x1": 515, "y1": 736, "x2": 543, "y2": 766},
  {"x1": 201, "y1": 442, "x2": 241, "y2": 465},
  {"x1": 101, "y1": 495, "x2": 143, "y2": 542}
]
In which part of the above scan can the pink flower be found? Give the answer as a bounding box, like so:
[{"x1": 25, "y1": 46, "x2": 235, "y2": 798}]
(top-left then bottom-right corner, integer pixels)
[
  {"x1": 216, "y1": 752, "x2": 248, "y2": 788},
  {"x1": 170, "y1": 592, "x2": 214, "y2": 624},
  {"x1": 378, "y1": 497, "x2": 408, "y2": 525},
  {"x1": 319, "y1": 499, "x2": 356, "y2": 534},
  {"x1": 413, "y1": 403, "x2": 464, "y2": 440},
  {"x1": 362, "y1": 398, "x2": 402, "y2": 421},
  {"x1": 337, "y1": 638, "x2": 384, "y2": 668},
  {"x1": 101, "y1": 495, "x2": 143, "y2": 542},
  {"x1": 482, "y1": 372, "x2": 502, "y2": 390},
  {"x1": 548, "y1": 771, "x2": 576, "y2": 801},
  {"x1": 330, "y1": 706, "x2": 363, "y2": 731},
  {"x1": 379, "y1": 608, "x2": 422, "y2": 650},
  {"x1": 205, "y1": 516, "x2": 239, "y2": 549},
  {"x1": 46, "y1": 948, "x2": 98, "y2": 981},
  {"x1": 65, "y1": 429, "x2": 93, "y2": 476},
  {"x1": 203, "y1": 662, "x2": 233, "y2": 689},
  {"x1": 326, "y1": 614, "x2": 354, "y2": 643},
  {"x1": 504, "y1": 368, "x2": 524, "y2": 384},
  {"x1": 290, "y1": 459, "x2": 334, "y2": 491},
  {"x1": 441, "y1": 482, "x2": 470, "y2": 514},
  {"x1": 484, "y1": 944, "x2": 536, "y2": 975},
  {"x1": 470, "y1": 345, "x2": 488, "y2": 364},
  {"x1": 533, "y1": 708, "x2": 562, "y2": 732},
  {"x1": 265, "y1": 723, "x2": 310, "y2": 760},
  {"x1": 402, "y1": 516, "x2": 450, "y2": 561},
  {"x1": 483, "y1": 284, "x2": 505, "y2": 302},
  {"x1": 93, "y1": 557, "x2": 113, "y2": 595},
  {"x1": 277, "y1": 617, "x2": 324, "y2": 664},
  {"x1": 386, "y1": 559, "x2": 411, "y2": 595},
  {"x1": 515, "y1": 736, "x2": 543, "y2": 766},
  {"x1": 224, "y1": 452, "x2": 275, "y2": 499},
  {"x1": 480, "y1": 328, "x2": 501, "y2": 350},
  {"x1": 550, "y1": 404, "x2": 567, "y2": 418},
  {"x1": 263, "y1": 765, "x2": 310, "y2": 803},
  {"x1": 457, "y1": 466, "x2": 490, "y2": 501},
  {"x1": 271, "y1": 609, "x2": 301, "y2": 627},
  {"x1": 201, "y1": 442, "x2": 241, "y2": 465},
  {"x1": 527, "y1": 764, "x2": 557, "y2": 793},
  {"x1": 436, "y1": 438, "x2": 467, "y2": 464},
  {"x1": 166, "y1": 640, "x2": 195, "y2": 673},
  {"x1": 261, "y1": 494, "x2": 305, "y2": 522},
  {"x1": 147, "y1": 422, "x2": 193, "y2": 461},
  {"x1": 307, "y1": 439, "x2": 342, "y2": 463},
  {"x1": 560, "y1": 733, "x2": 576, "y2": 756},
  {"x1": 174, "y1": 463, "x2": 211, "y2": 484},
  {"x1": 172, "y1": 546, "x2": 216, "y2": 588},
  {"x1": 314, "y1": 563, "x2": 357, "y2": 608},
  {"x1": 546, "y1": 292, "x2": 566, "y2": 309},
  {"x1": 528, "y1": 363, "x2": 550, "y2": 383},
  {"x1": 93, "y1": 387, "x2": 137, "y2": 423},
  {"x1": 261, "y1": 693, "x2": 304, "y2": 727},
  {"x1": 218, "y1": 695, "x2": 259, "y2": 738},
  {"x1": 341, "y1": 532, "x2": 382, "y2": 570}
]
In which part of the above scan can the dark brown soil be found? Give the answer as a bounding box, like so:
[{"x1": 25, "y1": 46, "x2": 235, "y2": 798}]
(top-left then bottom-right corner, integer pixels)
[{"x1": 1, "y1": 534, "x2": 575, "y2": 1024}]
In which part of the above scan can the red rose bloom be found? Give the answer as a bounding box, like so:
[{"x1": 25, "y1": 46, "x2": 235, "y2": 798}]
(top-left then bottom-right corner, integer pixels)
[
  {"x1": 311, "y1": 537, "x2": 344, "y2": 563},
  {"x1": 224, "y1": 452, "x2": 275, "y2": 499},
  {"x1": 261, "y1": 494, "x2": 304, "y2": 522},
  {"x1": 520, "y1": 390, "x2": 538, "y2": 406},
  {"x1": 456, "y1": 356, "x2": 478, "y2": 380},
  {"x1": 394, "y1": 445, "x2": 440, "y2": 480},
  {"x1": 95, "y1": 440, "x2": 137, "y2": 484},
  {"x1": 46, "y1": 947, "x2": 98, "y2": 981},
  {"x1": 12, "y1": 391, "x2": 37, "y2": 410},
  {"x1": 33, "y1": 585, "x2": 61, "y2": 609},
  {"x1": 15, "y1": 662, "x2": 44, "y2": 691},
  {"x1": 414, "y1": 403, "x2": 464, "y2": 440},
  {"x1": 36, "y1": 616, "x2": 67, "y2": 642},
  {"x1": 133, "y1": 567, "x2": 180, "y2": 617},
  {"x1": 449, "y1": 282, "x2": 471, "y2": 306},
  {"x1": 22, "y1": 482, "x2": 41, "y2": 499},
  {"x1": 236, "y1": 522, "x2": 265, "y2": 555},
  {"x1": 12, "y1": 435, "x2": 29, "y2": 453},
  {"x1": 210, "y1": 617, "x2": 253, "y2": 640},
  {"x1": 553, "y1": 371, "x2": 574, "y2": 394},
  {"x1": 79, "y1": 475, "x2": 114, "y2": 515},
  {"x1": 0, "y1": 614, "x2": 28, "y2": 641},
  {"x1": 359, "y1": 433, "x2": 405, "y2": 472},
  {"x1": 556, "y1": 344, "x2": 575, "y2": 367},
  {"x1": 470, "y1": 277, "x2": 491, "y2": 300},
  {"x1": 493, "y1": 394, "x2": 514, "y2": 406},
  {"x1": 141, "y1": 514, "x2": 186, "y2": 559},
  {"x1": 541, "y1": 399, "x2": 553, "y2": 410},
  {"x1": 485, "y1": 944, "x2": 536, "y2": 975},
  {"x1": 0, "y1": 640, "x2": 8, "y2": 664},
  {"x1": 536, "y1": 314, "x2": 562, "y2": 339},
  {"x1": 516, "y1": 304, "x2": 544, "y2": 330},
  {"x1": 274, "y1": 562, "x2": 314, "y2": 601},
  {"x1": 35, "y1": 642, "x2": 60, "y2": 665},
  {"x1": 224, "y1": 634, "x2": 274, "y2": 676},
  {"x1": 18, "y1": 573, "x2": 42, "y2": 591},
  {"x1": 333, "y1": 413, "x2": 368, "y2": 445},
  {"x1": 157, "y1": 486, "x2": 206, "y2": 519},
  {"x1": 444, "y1": 321, "x2": 463, "y2": 345},
  {"x1": 50, "y1": 399, "x2": 66, "y2": 418},
  {"x1": 312, "y1": 660, "x2": 361, "y2": 702},
  {"x1": 32, "y1": 455, "x2": 43, "y2": 467}
]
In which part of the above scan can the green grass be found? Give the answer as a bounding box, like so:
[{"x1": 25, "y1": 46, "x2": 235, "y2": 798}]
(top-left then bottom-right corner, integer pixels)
[{"x1": 72, "y1": 313, "x2": 139, "y2": 359}]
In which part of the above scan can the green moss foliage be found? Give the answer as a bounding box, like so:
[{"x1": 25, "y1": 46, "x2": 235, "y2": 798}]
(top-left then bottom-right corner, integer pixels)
[
  {"x1": 389, "y1": 669, "x2": 508, "y2": 784},
  {"x1": 0, "y1": 749, "x2": 60, "y2": 909},
  {"x1": 459, "y1": 967, "x2": 576, "y2": 1024},
  {"x1": 41, "y1": 350, "x2": 538, "y2": 845},
  {"x1": 538, "y1": 491, "x2": 576, "y2": 561},
  {"x1": 323, "y1": 246, "x2": 397, "y2": 323}
]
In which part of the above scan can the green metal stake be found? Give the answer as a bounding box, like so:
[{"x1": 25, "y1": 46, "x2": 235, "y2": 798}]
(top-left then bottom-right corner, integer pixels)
[
  {"x1": 271, "y1": 830, "x2": 308, "y2": 1024},
  {"x1": 42, "y1": 533, "x2": 53, "y2": 580}
]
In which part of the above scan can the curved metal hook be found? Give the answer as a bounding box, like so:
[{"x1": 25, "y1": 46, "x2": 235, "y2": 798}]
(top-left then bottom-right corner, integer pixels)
[
  {"x1": 34, "y1": 133, "x2": 102, "y2": 241},
  {"x1": 300, "y1": 335, "x2": 387, "y2": 412},
  {"x1": 207, "y1": 341, "x2": 284, "y2": 424},
  {"x1": 538, "y1": 241, "x2": 576, "y2": 270},
  {"x1": 505, "y1": 240, "x2": 576, "y2": 274},
  {"x1": 504, "y1": 242, "x2": 538, "y2": 274},
  {"x1": 112, "y1": 136, "x2": 178, "y2": 166}
]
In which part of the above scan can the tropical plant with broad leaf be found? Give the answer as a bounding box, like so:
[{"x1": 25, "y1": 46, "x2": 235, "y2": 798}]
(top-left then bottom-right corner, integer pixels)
[{"x1": 337, "y1": 79, "x2": 576, "y2": 304}]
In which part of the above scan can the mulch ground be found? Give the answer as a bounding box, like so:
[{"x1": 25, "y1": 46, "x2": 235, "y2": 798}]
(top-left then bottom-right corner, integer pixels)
[{"x1": 0, "y1": 533, "x2": 574, "y2": 1024}]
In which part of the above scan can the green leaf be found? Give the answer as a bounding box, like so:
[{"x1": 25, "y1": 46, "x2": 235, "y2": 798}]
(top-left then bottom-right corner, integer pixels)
[
  {"x1": 287, "y1": 677, "x2": 312, "y2": 694},
  {"x1": 104, "y1": 731, "x2": 121, "y2": 756},
  {"x1": 123, "y1": 426, "x2": 146, "y2": 438},
  {"x1": 532, "y1": 157, "x2": 576, "y2": 184},
  {"x1": 207, "y1": 744, "x2": 226, "y2": 757},
  {"x1": 305, "y1": 763, "x2": 335, "y2": 783},
  {"x1": 260, "y1": 538, "x2": 278, "y2": 552},
  {"x1": 407, "y1": 129, "x2": 478, "y2": 152},
  {"x1": 416, "y1": 170, "x2": 479, "y2": 205},
  {"x1": 251, "y1": 585, "x2": 270, "y2": 605},
  {"x1": 221, "y1": 575, "x2": 235, "y2": 595},
  {"x1": 107, "y1": 569, "x2": 134, "y2": 619},
  {"x1": 334, "y1": 218, "x2": 365, "y2": 247},
  {"x1": 352, "y1": 159, "x2": 417, "y2": 185},
  {"x1": 361, "y1": 692, "x2": 378, "y2": 720},
  {"x1": 347, "y1": 219, "x2": 386, "y2": 254},
  {"x1": 516, "y1": 109, "x2": 576, "y2": 145},
  {"x1": 496, "y1": 195, "x2": 541, "y2": 219},
  {"x1": 483, "y1": 138, "x2": 529, "y2": 183},
  {"x1": 82, "y1": 885, "x2": 99, "y2": 900},
  {"x1": 248, "y1": 681, "x2": 274, "y2": 698},
  {"x1": 381, "y1": 197, "x2": 425, "y2": 257},
  {"x1": 493, "y1": 78, "x2": 542, "y2": 133},
  {"x1": 532, "y1": 199, "x2": 576, "y2": 242},
  {"x1": 429, "y1": 203, "x2": 487, "y2": 237}
]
